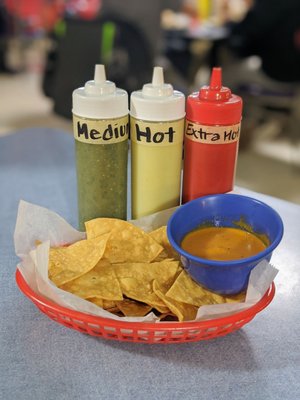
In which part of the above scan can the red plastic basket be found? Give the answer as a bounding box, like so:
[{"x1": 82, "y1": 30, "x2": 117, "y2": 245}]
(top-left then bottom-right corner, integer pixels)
[{"x1": 16, "y1": 269, "x2": 275, "y2": 344}]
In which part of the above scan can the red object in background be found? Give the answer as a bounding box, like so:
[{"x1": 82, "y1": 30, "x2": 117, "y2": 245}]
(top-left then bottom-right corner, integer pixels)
[
  {"x1": 5, "y1": 0, "x2": 47, "y2": 19},
  {"x1": 182, "y1": 67, "x2": 243, "y2": 203},
  {"x1": 5, "y1": 0, "x2": 65, "y2": 31},
  {"x1": 4, "y1": 0, "x2": 100, "y2": 32},
  {"x1": 66, "y1": 0, "x2": 101, "y2": 20}
]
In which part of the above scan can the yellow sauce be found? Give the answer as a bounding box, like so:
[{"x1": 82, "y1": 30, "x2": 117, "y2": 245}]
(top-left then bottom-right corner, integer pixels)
[
  {"x1": 181, "y1": 227, "x2": 267, "y2": 261},
  {"x1": 131, "y1": 117, "x2": 184, "y2": 219}
]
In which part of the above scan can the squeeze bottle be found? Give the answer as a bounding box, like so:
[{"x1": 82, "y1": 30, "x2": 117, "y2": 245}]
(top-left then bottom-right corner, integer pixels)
[
  {"x1": 72, "y1": 64, "x2": 129, "y2": 230},
  {"x1": 130, "y1": 66, "x2": 185, "y2": 219},
  {"x1": 182, "y1": 67, "x2": 243, "y2": 203}
]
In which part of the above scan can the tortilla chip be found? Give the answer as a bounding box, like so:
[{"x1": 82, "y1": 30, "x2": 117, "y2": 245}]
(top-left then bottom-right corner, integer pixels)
[
  {"x1": 49, "y1": 234, "x2": 110, "y2": 286},
  {"x1": 149, "y1": 226, "x2": 180, "y2": 260},
  {"x1": 87, "y1": 298, "x2": 121, "y2": 313},
  {"x1": 59, "y1": 259, "x2": 123, "y2": 301},
  {"x1": 114, "y1": 260, "x2": 181, "y2": 313},
  {"x1": 116, "y1": 299, "x2": 152, "y2": 317},
  {"x1": 153, "y1": 280, "x2": 198, "y2": 322},
  {"x1": 102, "y1": 300, "x2": 117, "y2": 310},
  {"x1": 158, "y1": 313, "x2": 178, "y2": 321},
  {"x1": 224, "y1": 291, "x2": 246, "y2": 303},
  {"x1": 152, "y1": 250, "x2": 169, "y2": 262},
  {"x1": 85, "y1": 218, "x2": 163, "y2": 263},
  {"x1": 86, "y1": 297, "x2": 104, "y2": 308},
  {"x1": 165, "y1": 271, "x2": 215, "y2": 307},
  {"x1": 116, "y1": 276, "x2": 169, "y2": 313}
]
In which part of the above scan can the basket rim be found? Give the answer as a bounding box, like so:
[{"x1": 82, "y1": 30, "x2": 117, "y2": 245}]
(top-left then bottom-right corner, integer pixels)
[{"x1": 15, "y1": 268, "x2": 275, "y2": 330}]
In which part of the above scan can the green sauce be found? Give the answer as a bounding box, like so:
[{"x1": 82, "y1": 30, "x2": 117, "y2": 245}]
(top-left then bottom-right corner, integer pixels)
[
  {"x1": 72, "y1": 65, "x2": 129, "y2": 230},
  {"x1": 75, "y1": 139, "x2": 128, "y2": 230}
]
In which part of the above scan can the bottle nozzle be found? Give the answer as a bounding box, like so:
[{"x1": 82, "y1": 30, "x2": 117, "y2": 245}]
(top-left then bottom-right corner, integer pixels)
[
  {"x1": 210, "y1": 67, "x2": 222, "y2": 90},
  {"x1": 199, "y1": 67, "x2": 231, "y2": 101},
  {"x1": 94, "y1": 64, "x2": 106, "y2": 84},
  {"x1": 152, "y1": 66, "x2": 164, "y2": 86},
  {"x1": 85, "y1": 64, "x2": 115, "y2": 95},
  {"x1": 142, "y1": 66, "x2": 173, "y2": 97}
]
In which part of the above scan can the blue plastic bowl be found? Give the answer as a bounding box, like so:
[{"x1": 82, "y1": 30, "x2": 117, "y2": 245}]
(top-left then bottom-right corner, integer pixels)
[{"x1": 167, "y1": 194, "x2": 284, "y2": 295}]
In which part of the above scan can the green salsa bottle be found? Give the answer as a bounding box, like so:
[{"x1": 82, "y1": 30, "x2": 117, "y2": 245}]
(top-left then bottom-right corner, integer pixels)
[{"x1": 72, "y1": 64, "x2": 129, "y2": 230}]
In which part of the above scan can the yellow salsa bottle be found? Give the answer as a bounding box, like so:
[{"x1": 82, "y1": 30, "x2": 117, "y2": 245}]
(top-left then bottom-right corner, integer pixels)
[{"x1": 130, "y1": 67, "x2": 185, "y2": 219}]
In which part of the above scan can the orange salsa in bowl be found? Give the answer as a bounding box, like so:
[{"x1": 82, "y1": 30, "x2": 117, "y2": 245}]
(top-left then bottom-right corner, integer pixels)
[{"x1": 181, "y1": 227, "x2": 268, "y2": 262}]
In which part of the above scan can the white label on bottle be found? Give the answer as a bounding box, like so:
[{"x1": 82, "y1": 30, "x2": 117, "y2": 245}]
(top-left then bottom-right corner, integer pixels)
[
  {"x1": 185, "y1": 120, "x2": 241, "y2": 144},
  {"x1": 73, "y1": 114, "x2": 129, "y2": 144},
  {"x1": 131, "y1": 117, "x2": 185, "y2": 146}
]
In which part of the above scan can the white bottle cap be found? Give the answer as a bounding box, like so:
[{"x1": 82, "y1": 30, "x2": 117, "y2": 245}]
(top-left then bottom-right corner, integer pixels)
[
  {"x1": 72, "y1": 64, "x2": 128, "y2": 119},
  {"x1": 130, "y1": 66, "x2": 185, "y2": 122}
]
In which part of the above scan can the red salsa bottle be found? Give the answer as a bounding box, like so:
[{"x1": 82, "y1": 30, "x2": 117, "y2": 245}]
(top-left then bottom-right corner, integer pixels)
[{"x1": 182, "y1": 67, "x2": 243, "y2": 203}]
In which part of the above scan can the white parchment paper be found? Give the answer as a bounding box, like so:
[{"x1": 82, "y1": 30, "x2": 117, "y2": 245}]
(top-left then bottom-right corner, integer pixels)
[{"x1": 14, "y1": 200, "x2": 278, "y2": 322}]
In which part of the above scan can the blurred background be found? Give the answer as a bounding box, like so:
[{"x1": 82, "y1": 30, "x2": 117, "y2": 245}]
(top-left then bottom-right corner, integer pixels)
[{"x1": 0, "y1": 0, "x2": 300, "y2": 204}]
